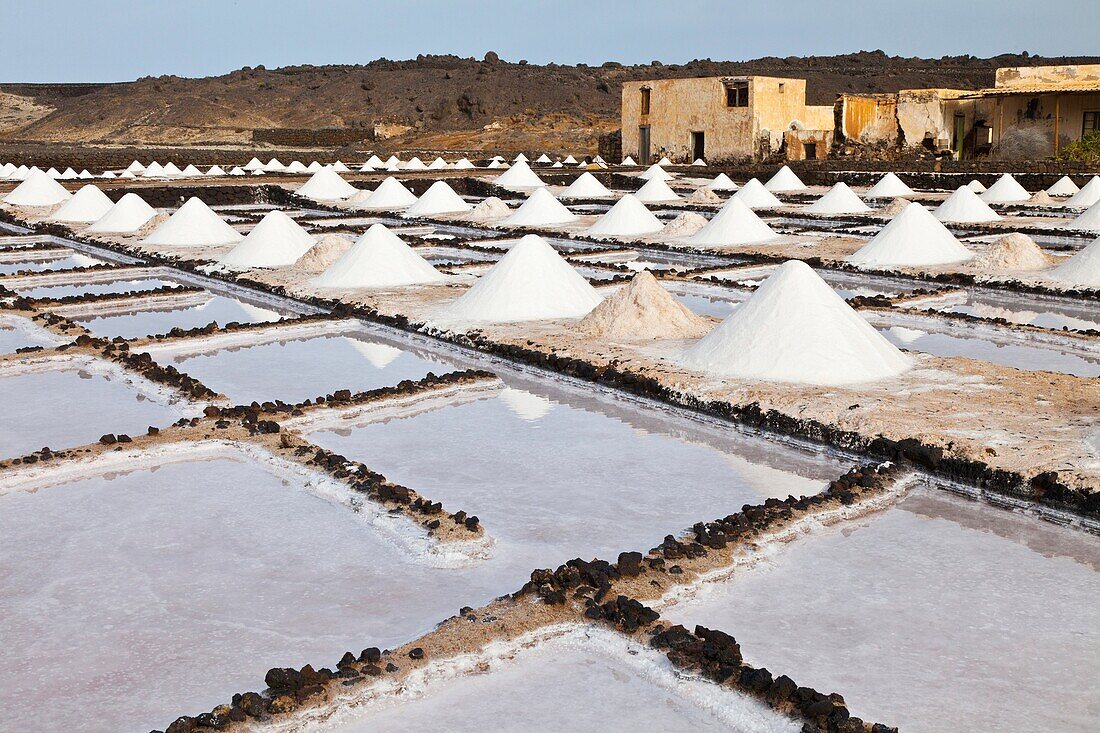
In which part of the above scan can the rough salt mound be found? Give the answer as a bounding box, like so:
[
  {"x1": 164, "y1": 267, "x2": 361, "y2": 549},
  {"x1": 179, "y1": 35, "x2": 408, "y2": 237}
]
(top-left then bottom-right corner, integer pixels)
[
  {"x1": 579, "y1": 270, "x2": 709, "y2": 340},
  {"x1": 879, "y1": 197, "x2": 910, "y2": 217},
  {"x1": 466, "y1": 197, "x2": 511, "y2": 223},
  {"x1": 560, "y1": 172, "x2": 613, "y2": 199},
  {"x1": 1049, "y1": 236, "x2": 1100, "y2": 288},
  {"x1": 292, "y1": 233, "x2": 352, "y2": 272},
  {"x1": 662, "y1": 212, "x2": 708, "y2": 238},
  {"x1": 934, "y1": 186, "x2": 1002, "y2": 223},
  {"x1": 638, "y1": 163, "x2": 673, "y2": 181},
  {"x1": 141, "y1": 197, "x2": 242, "y2": 248},
  {"x1": 87, "y1": 193, "x2": 156, "y2": 233},
  {"x1": 1047, "y1": 176, "x2": 1080, "y2": 196},
  {"x1": 1063, "y1": 199, "x2": 1100, "y2": 231},
  {"x1": 764, "y1": 165, "x2": 807, "y2": 192},
  {"x1": 1064, "y1": 176, "x2": 1100, "y2": 209},
  {"x1": 403, "y1": 181, "x2": 472, "y2": 217},
  {"x1": 682, "y1": 260, "x2": 912, "y2": 385},
  {"x1": 359, "y1": 177, "x2": 417, "y2": 209},
  {"x1": 966, "y1": 179, "x2": 986, "y2": 193},
  {"x1": 804, "y1": 182, "x2": 872, "y2": 215},
  {"x1": 494, "y1": 160, "x2": 545, "y2": 189},
  {"x1": 219, "y1": 211, "x2": 316, "y2": 269},
  {"x1": 311, "y1": 224, "x2": 446, "y2": 289},
  {"x1": 731, "y1": 178, "x2": 781, "y2": 209},
  {"x1": 587, "y1": 194, "x2": 664, "y2": 238},
  {"x1": 3, "y1": 169, "x2": 72, "y2": 206},
  {"x1": 849, "y1": 202, "x2": 973, "y2": 267},
  {"x1": 634, "y1": 177, "x2": 681, "y2": 203},
  {"x1": 980, "y1": 173, "x2": 1029, "y2": 203},
  {"x1": 972, "y1": 233, "x2": 1051, "y2": 271},
  {"x1": 689, "y1": 187, "x2": 722, "y2": 204},
  {"x1": 686, "y1": 198, "x2": 779, "y2": 247},
  {"x1": 1027, "y1": 190, "x2": 1056, "y2": 206},
  {"x1": 500, "y1": 187, "x2": 577, "y2": 227},
  {"x1": 864, "y1": 172, "x2": 915, "y2": 199},
  {"x1": 441, "y1": 234, "x2": 602, "y2": 323},
  {"x1": 297, "y1": 169, "x2": 358, "y2": 201},
  {"x1": 707, "y1": 173, "x2": 737, "y2": 191},
  {"x1": 346, "y1": 189, "x2": 373, "y2": 205},
  {"x1": 50, "y1": 184, "x2": 113, "y2": 223}
]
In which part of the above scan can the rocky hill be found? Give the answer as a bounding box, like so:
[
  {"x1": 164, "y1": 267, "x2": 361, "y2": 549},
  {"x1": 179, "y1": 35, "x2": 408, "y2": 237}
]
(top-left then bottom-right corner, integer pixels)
[{"x1": 3, "y1": 51, "x2": 1098, "y2": 152}]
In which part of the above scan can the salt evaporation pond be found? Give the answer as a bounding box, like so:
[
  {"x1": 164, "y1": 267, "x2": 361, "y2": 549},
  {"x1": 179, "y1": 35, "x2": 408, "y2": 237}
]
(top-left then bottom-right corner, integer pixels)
[
  {"x1": 325, "y1": 628, "x2": 799, "y2": 733},
  {"x1": 73, "y1": 293, "x2": 289, "y2": 339},
  {"x1": 919, "y1": 289, "x2": 1100, "y2": 332},
  {"x1": 156, "y1": 330, "x2": 458, "y2": 403},
  {"x1": 0, "y1": 314, "x2": 63, "y2": 354},
  {"x1": 0, "y1": 360, "x2": 186, "y2": 458},
  {"x1": 16, "y1": 276, "x2": 181, "y2": 300},
  {"x1": 662, "y1": 485, "x2": 1100, "y2": 732},
  {"x1": 0, "y1": 250, "x2": 105, "y2": 275}
]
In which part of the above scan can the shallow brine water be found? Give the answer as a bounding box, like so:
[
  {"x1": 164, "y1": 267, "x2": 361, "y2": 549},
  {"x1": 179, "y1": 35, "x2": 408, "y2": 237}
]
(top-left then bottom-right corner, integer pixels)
[
  {"x1": 0, "y1": 314, "x2": 64, "y2": 354},
  {"x1": 73, "y1": 294, "x2": 289, "y2": 339},
  {"x1": 661, "y1": 485, "x2": 1100, "y2": 732},
  {"x1": 918, "y1": 289, "x2": 1100, "y2": 332},
  {"x1": 0, "y1": 361, "x2": 186, "y2": 458},
  {"x1": 0, "y1": 251, "x2": 105, "y2": 275},
  {"x1": 158, "y1": 330, "x2": 457, "y2": 404},
  {"x1": 16, "y1": 276, "x2": 180, "y2": 300}
]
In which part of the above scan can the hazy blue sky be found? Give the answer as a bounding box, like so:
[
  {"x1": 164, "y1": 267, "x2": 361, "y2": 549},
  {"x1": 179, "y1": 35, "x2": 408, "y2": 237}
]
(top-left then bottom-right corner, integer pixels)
[{"x1": 2, "y1": 0, "x2": 1097, "y2": 83}]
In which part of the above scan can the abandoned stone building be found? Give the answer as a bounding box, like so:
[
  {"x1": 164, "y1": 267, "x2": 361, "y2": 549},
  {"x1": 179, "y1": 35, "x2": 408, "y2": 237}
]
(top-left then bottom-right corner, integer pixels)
[
  {"x1": 621, "y1": 64, "x2": 1100, "y2": 163},
  {"x1": 620, "y1": 76, "x2": 834, "y2": 164}
]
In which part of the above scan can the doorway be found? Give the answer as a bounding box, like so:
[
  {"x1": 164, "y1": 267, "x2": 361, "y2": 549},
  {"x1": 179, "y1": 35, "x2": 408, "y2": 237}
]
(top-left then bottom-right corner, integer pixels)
[
  {"x1": 639, "y1": 125, "x2": 651, "y2": 166},
  {"x1": 691, "y1": 131, "x2": 705, "y2": 162},
  {"x1": 803, "y1": 142, "x2": 817, "y2": 160}
]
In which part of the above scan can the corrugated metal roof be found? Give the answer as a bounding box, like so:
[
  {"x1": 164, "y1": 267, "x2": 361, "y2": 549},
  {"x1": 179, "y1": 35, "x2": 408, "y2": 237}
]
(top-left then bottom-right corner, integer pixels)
[{"x1": 958, "y1": 84, "x2": 1100, "y2": 99}]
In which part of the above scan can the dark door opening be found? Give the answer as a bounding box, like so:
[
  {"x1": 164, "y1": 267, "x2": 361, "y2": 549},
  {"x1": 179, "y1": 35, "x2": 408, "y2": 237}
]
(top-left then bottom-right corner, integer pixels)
[
  {"x1": 691, "y1": 131, "x2": 705, "y2": 162},
  {"x1": 639, "y1": 125, "x2": 651, "y2": 166},
  {"x1": 803, "y1": 142, "x2": 817, "y2": 160}
]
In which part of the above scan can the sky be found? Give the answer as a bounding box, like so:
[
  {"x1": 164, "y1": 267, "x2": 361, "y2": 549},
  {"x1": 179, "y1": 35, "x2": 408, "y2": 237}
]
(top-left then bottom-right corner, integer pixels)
[{"x1": 2, "y1": 0, "x2": 1097, "y2": 83}]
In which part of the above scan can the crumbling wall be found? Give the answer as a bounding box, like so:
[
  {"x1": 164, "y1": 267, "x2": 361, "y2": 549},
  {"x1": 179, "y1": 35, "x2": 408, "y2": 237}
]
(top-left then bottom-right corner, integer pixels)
[
  {"x1": 838, "y1": 95, "x2": 898, "y2": 145},
  {"x1": 996, "y1": 64, "x2": 1100, "y2": 88}
]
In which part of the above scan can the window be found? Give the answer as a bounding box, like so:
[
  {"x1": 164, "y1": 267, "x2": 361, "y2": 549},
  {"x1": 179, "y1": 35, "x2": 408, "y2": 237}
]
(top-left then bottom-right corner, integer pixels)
[
  {"x1": 640, "y1": 88, "x2": 651, "y2": 116},
  {"x1": 1085, "y1": 111, "x2": 1100, "y2": 134},
  {"x1": 724, "y1": 81, "x2": 748, "y2": 108},
  {"x1": 778, "y1": 83, "x2": 785, "y2": 94}
]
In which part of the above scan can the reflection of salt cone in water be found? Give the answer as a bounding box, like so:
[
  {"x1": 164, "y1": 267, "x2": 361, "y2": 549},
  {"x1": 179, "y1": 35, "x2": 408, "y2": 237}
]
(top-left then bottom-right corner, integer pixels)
[
  {"x1": 347, "y1": 339, "x2": 403, "y2": 369},
  {"x1": 190, "y1": 297, "x2": 280, "y2": 323},
  {"x1": 499, "y1": 387, "x2": 553, "y2": 421}
]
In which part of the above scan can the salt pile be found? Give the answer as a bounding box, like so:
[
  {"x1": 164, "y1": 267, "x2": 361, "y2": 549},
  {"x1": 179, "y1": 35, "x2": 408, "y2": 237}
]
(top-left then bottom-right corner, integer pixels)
[
  {"x1": 453, "y1": 157, "x2": 476, "y2": 170},
  {"x1": 252, "y1": 168, "x2": 266, "y2": 176},
  {"x1": 1047, "y1": 176, "x2": 1080, "y2": 196},
  {"x1": 358, "y1": 176, "x2": 418, "y2": 209},
  {"x1": 661, "y1": 212, "x2": 708, "y2": 238},
  {"x1": 87, "y1": 193, "x2": 157, "y2": 233},
  {"x1": 934, "y1": 186, "x2": 1002, "y2": 223},
  {"x1": 286, "y1": 160, "x2": 308, "y2": 173},
  {"x1": 849, "y1": 202, "x2": 973, "y2": 267},
  {"x1": 427, "y1": 157, "x2": 447, "y2": 169},
  {"x1": 311, "y1": 224, "x2": 447, "y2": 289},
  {"x1": 0, "y1": 163, "x2": 13, "y2": 178},
  {"x1": 535, "y1": 154, "x2": 552, "y2": 164},
  {"x1": 560, "y1": 172, "x2": 613, "y2": 199},
  {"x1": 486, "y1": 160, "x2": 506, "y2": 169},
  {"x1": 638, "y1": 163, "x2": 672, "y2": 181},
  {"x1": 358, "y1": 163, "x2": 375, "y2": 172},
  {"x1": 730, "y1": 178, "x2": 781, "y2": 209},
  {"x1": 499, "y1": 187, "x2": 577, "y2": 227},
  {"x1": 218, "y1": 210, "x2": 316, "y2": 269},
  {"x1": 1027, "y1": 190, "x2": 1055, "y2": 206},
  {"x1": 1049, "y1": 236, "x2": 1100, "y2": 288},
  {"x1": 228, "y1": 167, "x2": 246, "y2": 176},
  {"x1": 332, "y1": 161, "x2": 350, "y2": 172},
  {"x1": 971, "y1": 233, "x2": 1050, "y2": 271},
  {"x1": 692, "y1": 158, "x2": 707, "y2": 166},
  {"x1": 141, "y1": 197, "x2": 243, "y2": 248},
  {"x1": 563, "y1": 155, "x2": 577, "y2": 165},
  {"x1": 682, "y1": 260, "x2": 911, "y2": 384},
  {"x1": 366, "y1": 155, "x2": 385, "y2": 168},
  {"x1": 46, "y1": 167, "x2": 62, "y2": 179},
  {"x1": 980, "y1": 173, "x2": 1029, "y2": 203},
  {"x1": 50, "y1": 184, "x2": 114, "y2": 223},
  {"x1": 707, "y1": 173, "x2": 738, "y2": 191},
  {"x1": 78, "y1": 169, "x2": 94, "y2": 179},
  {"x1": 297, "y1": 169, "x2": 359, "y2": 201},
  {"x1": 864, "y1": 172, "x2": 915, "y2": 198},
  {"x1": 579, "y1": 270, "x2": 709, "y2": 340},
  {"x1": 440, "y1": 234, "x2": 601, "y2": 323},
  {"x1": 966, "y1": 179, "x2": 986, "y2": 193},
  {"x1": 162, "y1": 162, "x2": 183, "y2": 176},
  {"x1": 620, "y1": 156, "x2": 637, "y2": 166},
  {"x1": 466, "y1": 197, "x2": 511, "y2": 223},
  {"x1": 657, "y1": 156, "x2": 673, "y2": 166},
  {"x1": 764, "y1": 165, "x2": 806, "y2": 192},
  {"x1": 587, "y1": 194, "x2": 664, "y2": 238},
  {"x1": 685, "y1": 198, "x2": 779, "y2": 246},
  {"x1": 1064, "y1": 176, "x2": 1100, "y2": 209},
  {"x1": 634, "y1": 176, "x2": 681, "y2": 203},
  {"x1": 60, "y1": 167, "x2": 79, "y2": 179},
  {"x1": 292, "y1": 233, "x2": 353, "y2": 272},
  {"x1": 181, "y1": 164, "x2": 203, "y2": 177},
  {"x1": 515, "y1": 153, "x2": 530, "y2": 163},
  {"x1": 142, "y1": 161, "x2": 165, "y2": 177},
  {"x1": 689, "y1": 187, "x2": 722, "y2": 204},
  {"x1": 100, "y1": 171, "x2": 116, "y2": 179},
  {"x1": 206, "y1": 165, "x2": 226, "y2": 177},
  {"x1": 879, "y1": 197, "x2": 910, "y2": 216},
  {"x1": 494, "y1": 160, "x2": 545, "y2": 189},
  {"x1": 402, "y1": 157, "x2": 428, "y2": 170},
  {"x1": 803, "y1": 182, "x2": 872, "y2": 215},
  {"x1": 403, "y1": 180, "x2": 472, "y2": 217},
  {"x1": 384, "y1": 155, "x2": 401, "y2": 169},
  {"x1": 263, "y1": 158, "x2": 286, "y2": 172},
  {"x1": 126, "y1": 160, "x2": 146, "y2": 173},
  {"x1": 3, "y1": 169, "x2": 72, "y2": 206},
  {"x1": 1063, "y1": 199, "x2": 1100, "y2": 231},
  {"x1": 306, "y1": 161, "x2": 323, "y2": 172},
  {"x1": 243, "y1": 158, "x2": 264, "y2": 171}
]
